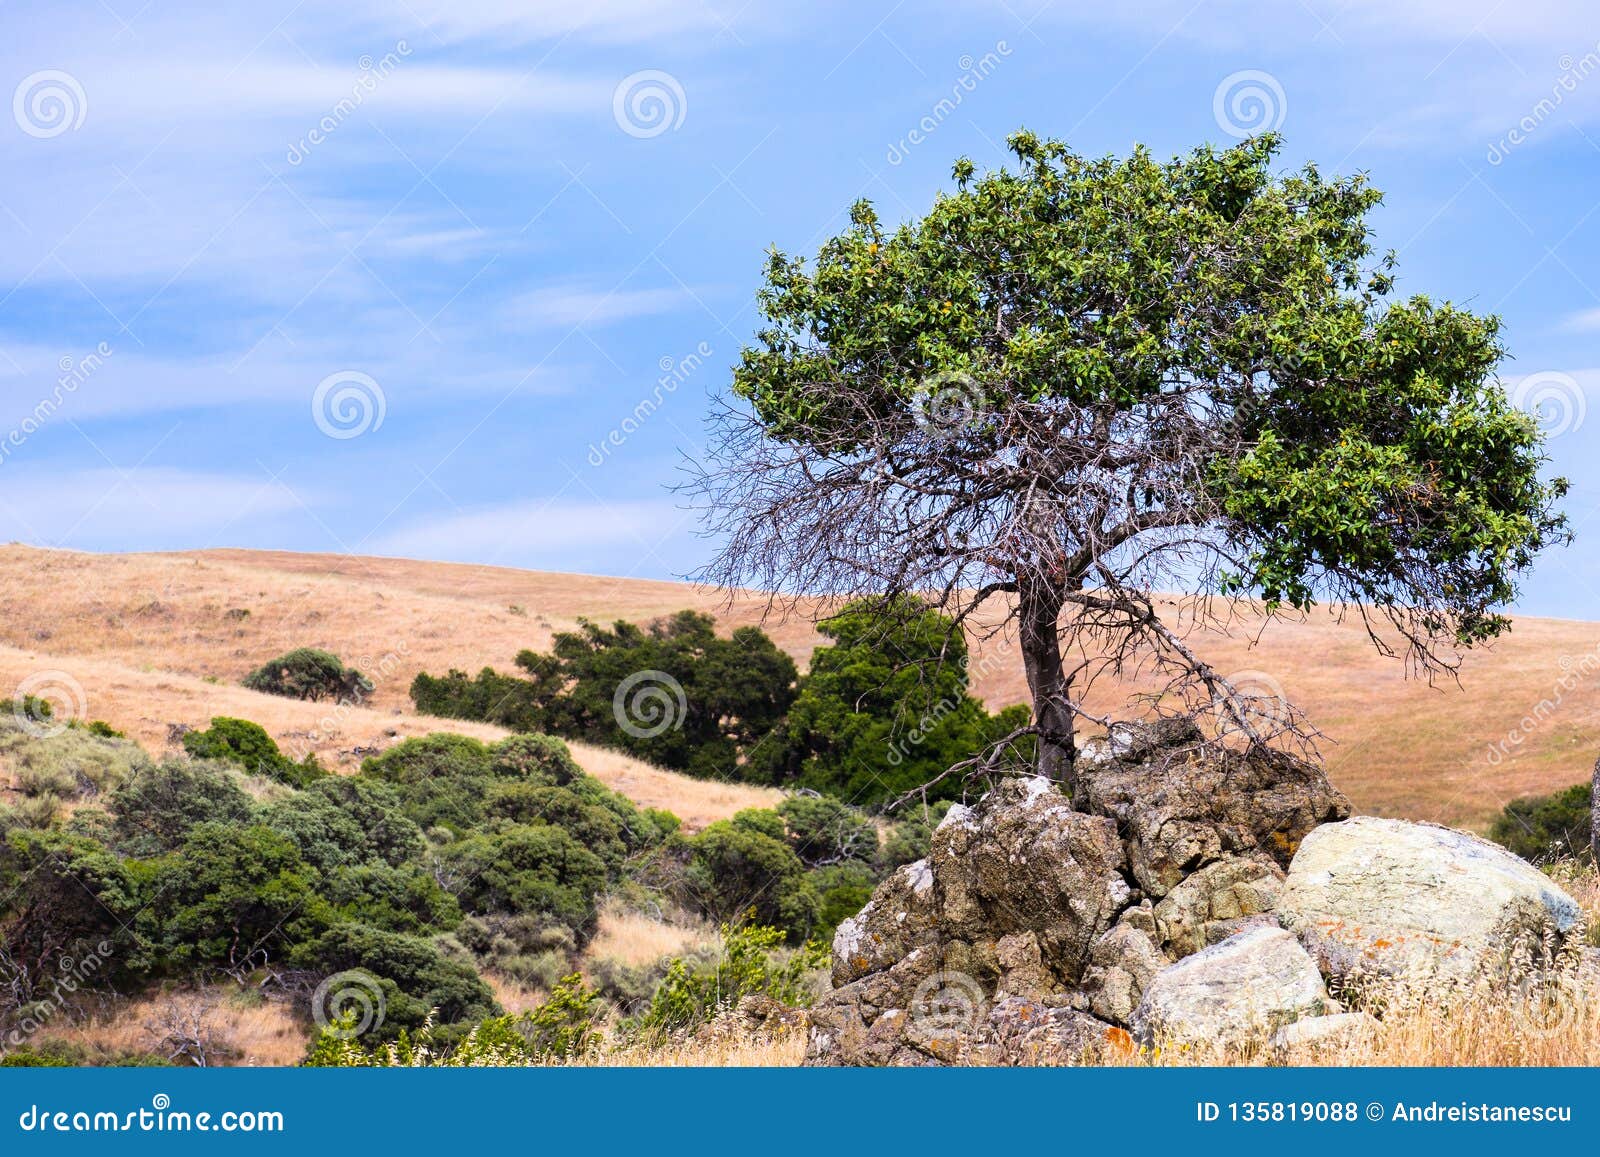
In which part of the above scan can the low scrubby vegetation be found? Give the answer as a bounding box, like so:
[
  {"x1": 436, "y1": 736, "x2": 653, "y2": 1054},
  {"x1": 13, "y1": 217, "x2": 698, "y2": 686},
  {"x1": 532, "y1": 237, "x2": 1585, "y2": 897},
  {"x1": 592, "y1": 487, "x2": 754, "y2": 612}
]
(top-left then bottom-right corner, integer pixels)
[
  {"x1": 1490, "y1": 781, "x2": 1593, "y2": 864},
  {"x1": 0, "y1": 708, "x2": 934, "y2": 1065}
]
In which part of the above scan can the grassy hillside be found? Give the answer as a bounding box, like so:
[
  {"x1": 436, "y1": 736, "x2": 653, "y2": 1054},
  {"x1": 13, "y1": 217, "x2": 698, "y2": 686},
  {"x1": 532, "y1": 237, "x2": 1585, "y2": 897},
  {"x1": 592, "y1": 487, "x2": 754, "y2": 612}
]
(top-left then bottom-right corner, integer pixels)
[{"x1": 0, "y1": 544, "x2": 1592, "y2": 829}]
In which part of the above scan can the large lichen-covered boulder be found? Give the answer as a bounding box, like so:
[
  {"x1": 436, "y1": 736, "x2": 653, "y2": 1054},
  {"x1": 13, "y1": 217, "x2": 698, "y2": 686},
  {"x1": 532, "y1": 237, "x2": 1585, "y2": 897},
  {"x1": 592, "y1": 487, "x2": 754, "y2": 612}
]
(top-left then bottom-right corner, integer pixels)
[
  {"x1": 1078, "y1": 719, "x2": 1351, "y2": 896},
  {"x1": 1275, "y1": 816, "x2": 1584, "y2": 985},
  {"x1": 806, "y1": 776, "x2": 1132, "y2": 1066},
  {"x1": 1131, "y1": 925, "x2": 1329, "y2": 1048}
]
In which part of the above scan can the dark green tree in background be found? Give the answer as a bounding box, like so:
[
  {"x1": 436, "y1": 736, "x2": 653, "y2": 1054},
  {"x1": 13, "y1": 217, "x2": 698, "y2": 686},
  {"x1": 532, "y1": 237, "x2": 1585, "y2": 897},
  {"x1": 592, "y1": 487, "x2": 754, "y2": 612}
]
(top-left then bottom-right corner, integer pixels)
[{"x1": 692, "y1": 131, "x2": 1567, "y2": 794}]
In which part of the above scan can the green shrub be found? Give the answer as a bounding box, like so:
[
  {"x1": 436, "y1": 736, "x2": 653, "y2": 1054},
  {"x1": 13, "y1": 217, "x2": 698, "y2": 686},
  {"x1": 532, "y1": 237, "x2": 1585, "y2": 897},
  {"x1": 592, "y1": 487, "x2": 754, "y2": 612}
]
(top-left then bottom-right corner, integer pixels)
[
  {"x1": 748, "y1": 596, "x2": 1032, "y2": 806},
  {"x1": 183, "y1": 717, "x2": 325, "y2": 789},
  {"x1": 679, "y1": 817, "x2": 821, "y2": 941},
  {"x1": 1490, "y1": 782, "x2": 1592, "y2": 864},
  {"x1": 776, "y1": 795, "x2": 879, "y2": 868},
  {"x1": 298, "y1": 923, "x2": 498, "y2": 1036},
  {"x1": 643, "y1": 924, "x2": 825, "y2": 1031},
  {"x1": 410, "y1": 668, "x2": 544, "y2": 732},
  {"x1": 243, "y1": 648, "x2": 373, "y2": 704},
  {"x1": 439, "y1": 824, "x2": 608, "y2": 942},
  {"x1": 521, "y1": 973, "x2": 602, "y2": 1058},
  {"x1": 108, "y1": 759, "x2": 254, "y2": 857}
]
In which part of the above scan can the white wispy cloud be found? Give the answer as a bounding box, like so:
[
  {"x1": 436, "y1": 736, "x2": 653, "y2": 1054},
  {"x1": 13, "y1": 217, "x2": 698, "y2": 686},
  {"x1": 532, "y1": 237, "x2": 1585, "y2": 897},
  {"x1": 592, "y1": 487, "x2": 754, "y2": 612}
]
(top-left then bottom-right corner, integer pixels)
[
  {"x1": 502, "y1": 285, "x2": 699, "y2": 329},
  {"x1": 0, "y1": 467, "x2": 308, "y2": 548},
  {"x1": 369, "y1": 497, "x2": 686, "y2": 567}
]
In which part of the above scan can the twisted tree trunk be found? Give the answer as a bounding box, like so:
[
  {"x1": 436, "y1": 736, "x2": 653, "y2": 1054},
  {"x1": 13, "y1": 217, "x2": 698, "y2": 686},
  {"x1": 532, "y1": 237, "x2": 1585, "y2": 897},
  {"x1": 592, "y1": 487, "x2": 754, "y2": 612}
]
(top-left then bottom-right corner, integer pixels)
[{"x1": 1019, "y1": 579, "x2": 1075, "y2": 793}]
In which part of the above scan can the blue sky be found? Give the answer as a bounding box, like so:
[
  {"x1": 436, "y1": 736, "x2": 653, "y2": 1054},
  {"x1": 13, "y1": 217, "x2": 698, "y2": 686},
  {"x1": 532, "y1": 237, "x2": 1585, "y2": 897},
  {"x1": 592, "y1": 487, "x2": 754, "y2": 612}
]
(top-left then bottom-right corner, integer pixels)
[{"x1": 3, "y1": 0, "x2": 1600, "y2": 618}]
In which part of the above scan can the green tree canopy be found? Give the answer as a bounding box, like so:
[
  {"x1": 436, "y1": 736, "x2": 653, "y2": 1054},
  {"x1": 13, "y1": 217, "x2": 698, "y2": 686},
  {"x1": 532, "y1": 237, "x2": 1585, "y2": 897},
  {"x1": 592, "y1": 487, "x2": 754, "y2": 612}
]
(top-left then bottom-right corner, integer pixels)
[{"x1": 692, "y1": 131, "x2": 1567, "y2": 789}]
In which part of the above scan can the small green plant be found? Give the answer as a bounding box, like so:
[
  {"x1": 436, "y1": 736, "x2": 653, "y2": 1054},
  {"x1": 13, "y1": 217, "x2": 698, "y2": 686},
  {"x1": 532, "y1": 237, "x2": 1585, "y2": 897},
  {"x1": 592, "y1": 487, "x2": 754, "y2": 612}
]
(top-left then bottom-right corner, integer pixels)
[
  {"x1": 643, "y1": 922, "x2": 825, "y2": 1032},
  {"x1": 522, "y1": 973, "x2": 602, "y2": 1059}
]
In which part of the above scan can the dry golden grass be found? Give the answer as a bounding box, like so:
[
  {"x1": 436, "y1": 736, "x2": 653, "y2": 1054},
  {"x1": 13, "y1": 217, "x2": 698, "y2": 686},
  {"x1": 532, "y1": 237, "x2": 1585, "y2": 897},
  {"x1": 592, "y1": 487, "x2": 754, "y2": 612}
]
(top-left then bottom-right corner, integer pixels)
[
  {"x1": 46, "y1": 987, "x2": 306, "y2": 1067},
  {"x1": 0, "y1": 544, "x2": 1593, "y2": 829},
  {"x1": 586, "y1": 901, "x2": 712, "y2": 969},
  {"x1": 562, "y1": 1030, "x2": 808, "y2": 1067}
]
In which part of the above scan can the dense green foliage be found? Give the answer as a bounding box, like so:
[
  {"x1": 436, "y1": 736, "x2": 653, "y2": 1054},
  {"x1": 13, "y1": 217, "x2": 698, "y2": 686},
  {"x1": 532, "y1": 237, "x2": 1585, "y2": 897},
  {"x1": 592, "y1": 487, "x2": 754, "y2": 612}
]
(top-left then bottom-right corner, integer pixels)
[
  {"x1": 412, "y1": 611, "x2": 798, "y2": 779},
  {"x1": 410, "y1": 598, "x2": 1023, "y2": 808},
  {"x1": 750, "y1": 597, "x2": 1030, "y2": 805},
  {"x1": 183, "y1": 717, "x2": 326, "y2": 788},
  {"x1": 1490, "y1": 782, "x2": 1593, "y2": 864},
  {"x1": 243, "y1": 647, "x2": 373, "y2": 703}
]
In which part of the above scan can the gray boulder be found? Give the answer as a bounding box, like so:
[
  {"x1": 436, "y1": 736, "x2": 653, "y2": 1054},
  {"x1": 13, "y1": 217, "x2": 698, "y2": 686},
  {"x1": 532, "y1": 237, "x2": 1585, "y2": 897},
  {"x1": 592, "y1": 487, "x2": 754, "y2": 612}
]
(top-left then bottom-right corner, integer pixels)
[
  {"x1": 1276, "y1": 816, "x2": 1583, "y2": 985},
  {"x1": 1132, "y1": 925, "x2": 1329, "y2": 1048}
]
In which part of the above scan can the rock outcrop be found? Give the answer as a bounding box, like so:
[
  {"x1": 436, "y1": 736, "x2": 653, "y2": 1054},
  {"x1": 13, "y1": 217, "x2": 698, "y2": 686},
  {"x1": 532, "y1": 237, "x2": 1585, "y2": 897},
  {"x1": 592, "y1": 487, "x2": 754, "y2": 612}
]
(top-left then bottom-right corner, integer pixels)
[
  {"x1": 1077, "y1": 718, "x2": 1350, "y2": 896},
  {"x1": 807, "y1": 721, "x2": 1351, "y2": 1065},
  {"x1": 805, "y1": 719, "x2": 1586, "y2": 1066},
  {"x1": 1275, "y1": 815, "x2": 1585, "y2": 985}
]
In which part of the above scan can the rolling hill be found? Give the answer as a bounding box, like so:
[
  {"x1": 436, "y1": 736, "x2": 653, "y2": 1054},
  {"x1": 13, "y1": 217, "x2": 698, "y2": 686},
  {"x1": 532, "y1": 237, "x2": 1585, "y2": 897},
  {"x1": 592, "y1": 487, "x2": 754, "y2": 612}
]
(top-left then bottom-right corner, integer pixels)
[{"x1": 0, "y1": 543, "x2": 1593, "y2": 831}]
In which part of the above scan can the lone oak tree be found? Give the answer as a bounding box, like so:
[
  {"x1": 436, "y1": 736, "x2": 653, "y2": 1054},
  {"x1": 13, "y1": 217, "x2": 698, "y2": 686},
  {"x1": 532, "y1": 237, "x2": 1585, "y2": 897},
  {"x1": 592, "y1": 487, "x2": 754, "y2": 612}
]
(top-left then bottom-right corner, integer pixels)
[{"x1": 691, "y1": 132, "x2": 1566, "y2": 795}]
